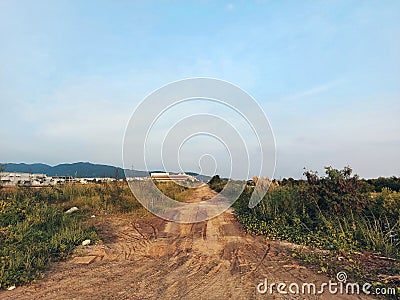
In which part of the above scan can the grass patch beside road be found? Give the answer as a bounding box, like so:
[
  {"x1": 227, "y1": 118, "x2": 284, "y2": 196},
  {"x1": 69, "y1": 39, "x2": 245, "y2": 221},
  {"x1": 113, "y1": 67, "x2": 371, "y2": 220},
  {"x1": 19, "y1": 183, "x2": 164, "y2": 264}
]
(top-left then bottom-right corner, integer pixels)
[
  {"x1": 0, "y1": 188, "x2": 97, "y2": 289},
  {"x1": 0, "y1": 182, "x2": 146, "y2": 289}
]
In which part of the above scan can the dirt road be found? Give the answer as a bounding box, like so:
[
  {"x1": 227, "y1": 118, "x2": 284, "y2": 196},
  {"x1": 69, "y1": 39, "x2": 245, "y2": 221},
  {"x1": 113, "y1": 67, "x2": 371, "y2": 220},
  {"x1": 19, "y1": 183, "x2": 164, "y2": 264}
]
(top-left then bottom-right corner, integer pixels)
[{"x1": 2, "y1": 186, "x2": 371, "y2": 299}]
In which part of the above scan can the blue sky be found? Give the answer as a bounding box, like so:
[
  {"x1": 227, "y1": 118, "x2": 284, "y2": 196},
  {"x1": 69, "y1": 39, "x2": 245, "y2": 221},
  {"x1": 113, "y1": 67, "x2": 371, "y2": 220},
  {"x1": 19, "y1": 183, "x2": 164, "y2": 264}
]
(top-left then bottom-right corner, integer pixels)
[{"x1": 0, "y1": 0, "x2": 399, "y2": 178}]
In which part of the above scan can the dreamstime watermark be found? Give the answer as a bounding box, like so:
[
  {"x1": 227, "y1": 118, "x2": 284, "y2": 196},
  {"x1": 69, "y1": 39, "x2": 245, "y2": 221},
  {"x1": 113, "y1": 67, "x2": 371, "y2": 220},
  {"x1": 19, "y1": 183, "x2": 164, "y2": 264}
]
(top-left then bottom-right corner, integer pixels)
[
  {"x1": 122, "y1": 78, "x2": 276, "y2": 223},
  {"x1": 257, "y1": 271, "x2": 398, "y2": 296}
]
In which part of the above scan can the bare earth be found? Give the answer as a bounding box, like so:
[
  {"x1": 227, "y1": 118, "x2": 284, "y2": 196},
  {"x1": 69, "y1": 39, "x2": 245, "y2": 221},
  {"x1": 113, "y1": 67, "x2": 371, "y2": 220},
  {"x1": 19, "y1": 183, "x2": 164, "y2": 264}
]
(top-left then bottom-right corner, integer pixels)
[{"x1": 2, "y1": 186, "x2": 371, "y2": 299}]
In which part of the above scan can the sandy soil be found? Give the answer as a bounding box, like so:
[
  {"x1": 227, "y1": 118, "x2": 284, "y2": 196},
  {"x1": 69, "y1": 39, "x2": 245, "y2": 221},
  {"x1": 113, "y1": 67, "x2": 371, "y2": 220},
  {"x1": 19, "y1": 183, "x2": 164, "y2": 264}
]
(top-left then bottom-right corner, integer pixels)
[{"x1": 2, "y1": 186, "x2": 372, "y2": 299}]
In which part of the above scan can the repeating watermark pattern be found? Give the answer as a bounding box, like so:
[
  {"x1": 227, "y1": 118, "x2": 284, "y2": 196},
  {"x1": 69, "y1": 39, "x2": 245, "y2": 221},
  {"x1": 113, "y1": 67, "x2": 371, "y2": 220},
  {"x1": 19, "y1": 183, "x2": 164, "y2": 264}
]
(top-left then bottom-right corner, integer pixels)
[
  {"x1": 257, "y1": 271, "x2": 398, "y2": 296},
  {"x1": 336, "y1": 271, "x2": 347, "y2": 282},
  {"x1": 122, "y1": 78, "x2": 275, "y2": 223}
]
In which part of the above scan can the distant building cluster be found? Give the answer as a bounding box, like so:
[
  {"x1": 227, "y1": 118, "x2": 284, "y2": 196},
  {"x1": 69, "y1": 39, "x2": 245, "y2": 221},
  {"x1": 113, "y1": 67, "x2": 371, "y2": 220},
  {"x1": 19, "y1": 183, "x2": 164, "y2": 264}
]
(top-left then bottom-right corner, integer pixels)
[
  {"x1": 0, "y1": 172, "x2": 73, "y2": 187},
  {"x1": 0, "y1": 172, "x2": 122, "y2": 187},
  {"x1": 0, "y1": 171, "x2": 197, "y2": 187}
]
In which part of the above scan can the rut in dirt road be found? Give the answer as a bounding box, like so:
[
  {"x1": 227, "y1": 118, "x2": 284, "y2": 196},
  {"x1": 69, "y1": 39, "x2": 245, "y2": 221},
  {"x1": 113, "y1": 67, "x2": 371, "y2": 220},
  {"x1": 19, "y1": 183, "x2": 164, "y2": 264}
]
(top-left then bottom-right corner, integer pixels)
[{"x1": 3, "y1": 186, "x2": 372, "y2": 300}]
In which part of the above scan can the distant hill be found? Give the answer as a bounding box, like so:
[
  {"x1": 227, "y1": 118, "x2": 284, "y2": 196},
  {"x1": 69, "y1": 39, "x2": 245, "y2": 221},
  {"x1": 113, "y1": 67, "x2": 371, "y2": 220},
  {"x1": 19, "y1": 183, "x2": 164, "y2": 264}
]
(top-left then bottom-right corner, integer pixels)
[{"x1": 1, "y1": 162, "x2": 211, "y2": 181}]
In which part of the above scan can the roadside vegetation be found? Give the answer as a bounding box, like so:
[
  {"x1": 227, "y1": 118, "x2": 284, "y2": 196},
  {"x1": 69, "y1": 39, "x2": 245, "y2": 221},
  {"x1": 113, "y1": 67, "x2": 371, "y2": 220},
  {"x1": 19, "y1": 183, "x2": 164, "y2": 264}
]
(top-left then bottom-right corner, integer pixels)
[
  {"x1": 210, "y1": 167, "x2": 400, "y2": 294},
  {"x1": 155, "y1": 181, "x2": 196, "y2": 202},
  {"x1": 0, "y1": 181, "x2": 146, "y2": 289}
]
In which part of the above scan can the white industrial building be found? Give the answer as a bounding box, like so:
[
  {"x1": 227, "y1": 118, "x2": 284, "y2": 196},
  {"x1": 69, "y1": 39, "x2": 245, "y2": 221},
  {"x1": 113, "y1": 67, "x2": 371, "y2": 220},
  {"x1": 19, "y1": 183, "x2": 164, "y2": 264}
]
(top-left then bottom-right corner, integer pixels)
[
  {"x1": 150, "y1": 172, "x2": 195, "y2": 182},
  {"x1": 0, "y1": 172, "x2": 48, "y2": 186}
]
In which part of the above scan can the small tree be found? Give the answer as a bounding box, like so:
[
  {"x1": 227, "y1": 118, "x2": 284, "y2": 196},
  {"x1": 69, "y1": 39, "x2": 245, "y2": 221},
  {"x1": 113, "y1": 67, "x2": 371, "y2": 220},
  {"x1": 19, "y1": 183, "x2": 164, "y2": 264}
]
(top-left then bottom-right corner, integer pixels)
[
  {"x1": 303, "y1": 166, "x2": 368, "y2": 214},
  {"x1": 208, "y1": 175, "x2": 227, "y2": 192}
]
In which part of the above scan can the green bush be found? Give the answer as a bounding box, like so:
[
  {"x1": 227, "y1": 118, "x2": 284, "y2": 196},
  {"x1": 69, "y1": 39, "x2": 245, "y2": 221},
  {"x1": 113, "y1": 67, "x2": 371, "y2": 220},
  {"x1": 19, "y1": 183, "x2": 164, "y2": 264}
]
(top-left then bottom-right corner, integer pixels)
[
  {"x1": 233, "y1": 167, "x2": 400, "y2": 259},
  {"x1": 208, "y1": 175, "x2": 227, "y2": 193}
]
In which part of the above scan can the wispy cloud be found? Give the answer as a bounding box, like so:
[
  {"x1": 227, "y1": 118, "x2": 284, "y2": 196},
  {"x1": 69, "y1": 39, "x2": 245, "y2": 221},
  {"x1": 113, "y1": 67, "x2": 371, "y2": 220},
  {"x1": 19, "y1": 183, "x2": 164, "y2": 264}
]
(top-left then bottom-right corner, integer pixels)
[{"x1": 283, "y1": 80, "x2": 345, "y2": 101}]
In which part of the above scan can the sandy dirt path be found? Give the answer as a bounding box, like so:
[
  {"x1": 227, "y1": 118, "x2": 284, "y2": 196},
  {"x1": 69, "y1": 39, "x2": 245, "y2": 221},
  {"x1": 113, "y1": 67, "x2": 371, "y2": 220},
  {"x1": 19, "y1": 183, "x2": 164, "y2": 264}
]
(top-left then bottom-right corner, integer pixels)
[{"x1": 2, "y1": 186, "x2": 371, "y2": 299}]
